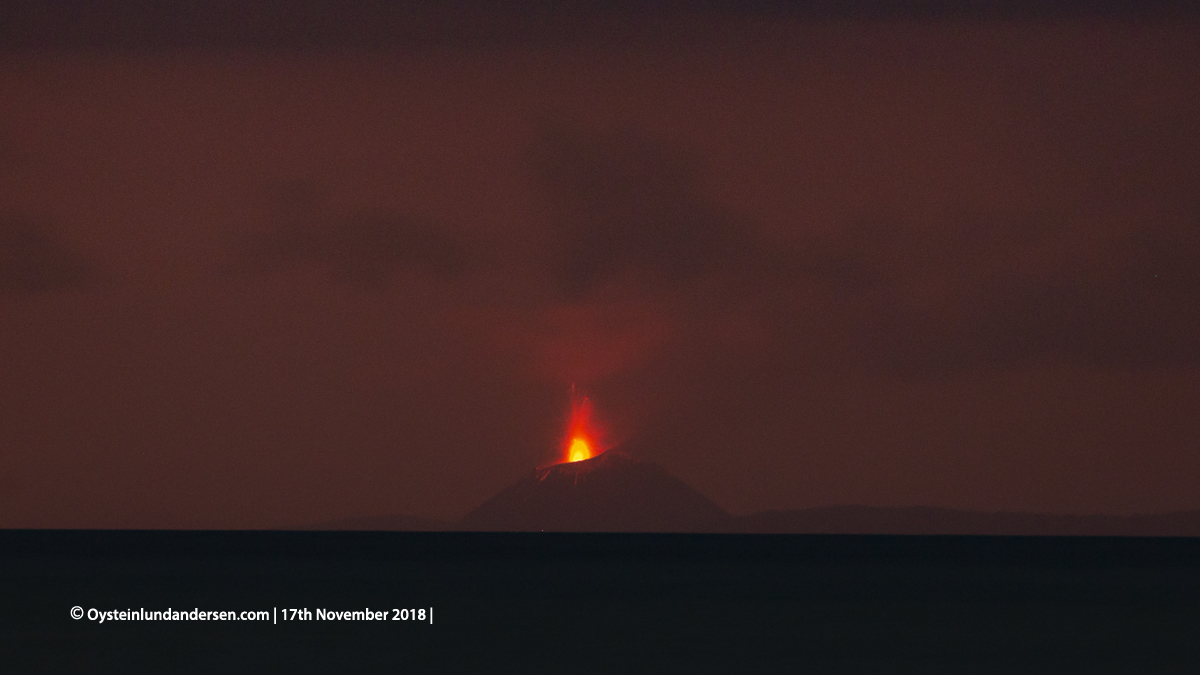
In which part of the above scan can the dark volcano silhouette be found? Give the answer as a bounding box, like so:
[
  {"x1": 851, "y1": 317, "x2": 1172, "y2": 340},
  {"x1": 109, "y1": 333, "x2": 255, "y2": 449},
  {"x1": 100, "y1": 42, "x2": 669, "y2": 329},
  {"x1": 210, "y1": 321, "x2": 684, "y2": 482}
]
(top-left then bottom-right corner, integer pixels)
[{"x1": 458, "y1": 449, "x2": 733, "y2": 532}]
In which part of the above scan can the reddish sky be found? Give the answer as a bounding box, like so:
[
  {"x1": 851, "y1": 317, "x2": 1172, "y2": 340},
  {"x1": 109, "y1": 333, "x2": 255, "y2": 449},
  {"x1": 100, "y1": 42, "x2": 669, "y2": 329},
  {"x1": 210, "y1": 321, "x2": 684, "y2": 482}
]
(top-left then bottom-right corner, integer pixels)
[{"x1": 2, "y1": 7, "x2": 1199, "y2": 527}]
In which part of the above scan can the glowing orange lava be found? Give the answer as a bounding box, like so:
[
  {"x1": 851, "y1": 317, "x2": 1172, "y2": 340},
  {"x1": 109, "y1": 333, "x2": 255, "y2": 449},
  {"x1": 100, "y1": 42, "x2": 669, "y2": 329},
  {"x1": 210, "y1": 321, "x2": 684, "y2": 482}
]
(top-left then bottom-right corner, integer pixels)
[
  {"x1": 567, "y1": 437, "x2": 592, "y2": 463},
  {"x1": 562, "y1": 387, "x2": 599, "y2": 463}
]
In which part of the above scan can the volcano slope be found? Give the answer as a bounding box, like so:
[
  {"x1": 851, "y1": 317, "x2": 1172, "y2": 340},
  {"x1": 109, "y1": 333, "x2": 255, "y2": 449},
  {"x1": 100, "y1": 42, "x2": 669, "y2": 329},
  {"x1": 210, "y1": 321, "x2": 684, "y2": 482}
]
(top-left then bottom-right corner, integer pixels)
[{"x1": 458, "y1": 450, "x2": 733, "y2": 532}]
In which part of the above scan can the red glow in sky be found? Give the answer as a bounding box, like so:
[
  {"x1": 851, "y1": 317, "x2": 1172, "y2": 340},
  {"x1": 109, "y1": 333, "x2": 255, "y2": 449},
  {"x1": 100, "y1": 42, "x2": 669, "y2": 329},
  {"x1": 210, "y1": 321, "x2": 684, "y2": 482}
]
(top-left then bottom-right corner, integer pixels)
[{"x1": 2, "y1": 9, "x2": 1200, "y2": 529}]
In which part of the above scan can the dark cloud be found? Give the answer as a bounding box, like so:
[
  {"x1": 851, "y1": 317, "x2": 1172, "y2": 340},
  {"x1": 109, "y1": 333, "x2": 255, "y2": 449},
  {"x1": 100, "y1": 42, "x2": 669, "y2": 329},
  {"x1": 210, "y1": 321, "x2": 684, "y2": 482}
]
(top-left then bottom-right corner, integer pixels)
[
  {"x1": 962, "y1": 219, "x2": 1200, "y2": 370},
  {"x1": 785, "y1": 210, "x2": 1200, "y2": 375},
  {"x1": 526, "y1": 125, "x2": 1200, "y2": 377},
  {"x1": 234, "y1": 183, "x2": 477, "y2": 290},
  {"x1": 791, "y1": 211, "x2": 1046, "y2": 295},
  {"x1": 0, "y1": 217, "x2": 99, "y2": 293},
  {"x1": 1, "y1": 1, "x2": 1191, "y2": 53},
  {"x1": 532, "y1": 127, "x2": 754, "y2": 300},
  {"x1": 0, "y1": 133, "x2": 14, "y2": 166}
]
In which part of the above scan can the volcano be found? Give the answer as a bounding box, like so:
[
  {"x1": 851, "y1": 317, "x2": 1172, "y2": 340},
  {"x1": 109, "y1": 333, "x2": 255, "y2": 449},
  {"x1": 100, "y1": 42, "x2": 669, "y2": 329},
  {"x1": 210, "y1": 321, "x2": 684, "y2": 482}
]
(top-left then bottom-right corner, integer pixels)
[{"x1": 459, "y1": 449, "x2": 733, "y2": 532}]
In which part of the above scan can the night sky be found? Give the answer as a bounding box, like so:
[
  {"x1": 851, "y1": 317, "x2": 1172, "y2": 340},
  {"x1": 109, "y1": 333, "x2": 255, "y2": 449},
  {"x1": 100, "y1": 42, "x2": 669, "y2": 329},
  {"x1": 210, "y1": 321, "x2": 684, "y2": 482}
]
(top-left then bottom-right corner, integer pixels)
[{"x1": 2, "y1": 3, "x2": 1198, "y2": 528}]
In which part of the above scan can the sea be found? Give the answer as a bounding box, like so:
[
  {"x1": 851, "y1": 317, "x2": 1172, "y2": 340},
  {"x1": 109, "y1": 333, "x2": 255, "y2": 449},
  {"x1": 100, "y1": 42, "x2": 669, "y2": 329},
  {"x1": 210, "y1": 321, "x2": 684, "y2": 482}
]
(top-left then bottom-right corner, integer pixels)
[{"x1": 2, "y1": 531, "x2": 1197, "y2": 672}]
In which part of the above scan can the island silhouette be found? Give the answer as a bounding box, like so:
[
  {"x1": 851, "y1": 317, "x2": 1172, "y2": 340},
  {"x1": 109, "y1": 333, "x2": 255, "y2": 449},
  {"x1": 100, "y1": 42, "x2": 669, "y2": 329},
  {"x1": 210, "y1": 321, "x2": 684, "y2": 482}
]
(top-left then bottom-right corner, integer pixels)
[{"x1": 304, "y1": 449, "x2": 1200, "y2": 536}]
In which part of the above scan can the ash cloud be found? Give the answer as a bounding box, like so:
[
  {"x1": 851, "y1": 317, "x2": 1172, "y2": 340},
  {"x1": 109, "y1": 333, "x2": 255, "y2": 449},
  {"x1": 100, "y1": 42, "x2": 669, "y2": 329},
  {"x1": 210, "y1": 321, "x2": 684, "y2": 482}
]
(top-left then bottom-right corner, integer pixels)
[
  {"x1": 231, "y1": 127, "x2": 1200, "y2": 379},
  {"x1": 531, "y1": 127, "x2": 755, "y2": 300},
  {"x1": 0, "y1": 217, "x2": 99, "y2": 293}
]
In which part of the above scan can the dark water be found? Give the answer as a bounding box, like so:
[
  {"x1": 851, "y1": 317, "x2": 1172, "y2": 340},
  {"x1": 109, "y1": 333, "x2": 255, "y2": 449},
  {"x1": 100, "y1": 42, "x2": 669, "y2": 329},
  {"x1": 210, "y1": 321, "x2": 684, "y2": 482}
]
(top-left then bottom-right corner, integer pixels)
[{"x1": 2, "y1": 531, "x2": 1197, "y2": 673}]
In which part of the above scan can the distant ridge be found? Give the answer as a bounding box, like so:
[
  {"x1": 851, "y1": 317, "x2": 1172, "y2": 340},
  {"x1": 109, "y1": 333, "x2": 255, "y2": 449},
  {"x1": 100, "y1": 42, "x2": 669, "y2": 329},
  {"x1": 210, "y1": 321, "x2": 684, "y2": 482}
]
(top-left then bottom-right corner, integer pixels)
[
  {"x1": 300, "y1": 514, "x2": 449, "y2": 532},
  {"x1": 735, "y1": 506, "x2": 1200, "y2": 537}
]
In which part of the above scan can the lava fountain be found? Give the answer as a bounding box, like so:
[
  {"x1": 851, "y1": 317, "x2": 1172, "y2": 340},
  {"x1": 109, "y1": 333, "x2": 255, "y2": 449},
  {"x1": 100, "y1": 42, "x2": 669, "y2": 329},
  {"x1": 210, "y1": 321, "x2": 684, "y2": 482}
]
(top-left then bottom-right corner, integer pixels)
[{"x1": 562, "y1": 386, "x2": 600, "y2": 464}]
